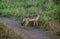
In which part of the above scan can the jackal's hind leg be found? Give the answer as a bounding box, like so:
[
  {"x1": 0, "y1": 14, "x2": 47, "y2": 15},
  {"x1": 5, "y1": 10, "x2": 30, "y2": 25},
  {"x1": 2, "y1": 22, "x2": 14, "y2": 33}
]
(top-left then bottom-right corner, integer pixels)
[{"x1": 24, "y1": 21, "x2": 29, "y2": 29}]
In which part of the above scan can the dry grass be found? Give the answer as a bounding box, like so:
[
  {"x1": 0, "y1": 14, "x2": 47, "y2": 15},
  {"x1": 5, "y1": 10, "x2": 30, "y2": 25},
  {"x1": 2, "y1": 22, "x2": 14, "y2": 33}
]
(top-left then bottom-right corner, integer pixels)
[
  {"x1": 0, "y1": 22, "x2": 23, "y2": 39},
  {"x1": 48, "y1": 20, "x2": 60, "y2": 36}
]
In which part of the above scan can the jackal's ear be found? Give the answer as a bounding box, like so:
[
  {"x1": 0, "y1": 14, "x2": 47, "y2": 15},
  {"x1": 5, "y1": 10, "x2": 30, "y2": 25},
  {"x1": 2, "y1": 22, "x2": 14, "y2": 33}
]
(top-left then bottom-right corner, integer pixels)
[{"x1": 36, "y1": 11, "x2": 40, "y2": 15}]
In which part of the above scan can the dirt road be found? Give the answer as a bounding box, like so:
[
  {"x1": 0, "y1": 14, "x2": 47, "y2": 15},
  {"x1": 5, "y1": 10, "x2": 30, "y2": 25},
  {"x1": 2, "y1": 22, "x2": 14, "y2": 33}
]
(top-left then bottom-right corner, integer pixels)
[{"x1": 0, "y1": 17, "x2": 53, "y2": 39}]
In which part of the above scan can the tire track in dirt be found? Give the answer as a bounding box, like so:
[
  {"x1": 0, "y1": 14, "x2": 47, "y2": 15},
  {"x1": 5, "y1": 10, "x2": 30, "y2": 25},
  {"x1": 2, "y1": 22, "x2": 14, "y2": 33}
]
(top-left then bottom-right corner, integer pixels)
[{"x1": 0, "y1": 17, "x2": 52, "y2": 39}]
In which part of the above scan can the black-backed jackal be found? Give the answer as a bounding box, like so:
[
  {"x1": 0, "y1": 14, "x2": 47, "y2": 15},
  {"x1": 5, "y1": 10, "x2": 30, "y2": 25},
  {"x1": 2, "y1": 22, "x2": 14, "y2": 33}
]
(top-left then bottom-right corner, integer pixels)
[{"x1": 21, "y1": 13, "x2": 40, "y2": 29}]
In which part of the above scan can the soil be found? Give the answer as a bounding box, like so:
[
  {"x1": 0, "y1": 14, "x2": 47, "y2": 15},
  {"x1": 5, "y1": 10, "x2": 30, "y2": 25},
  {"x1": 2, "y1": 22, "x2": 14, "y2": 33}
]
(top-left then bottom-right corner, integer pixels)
[{"x1": 0, "y1": 17, "x2": 60, "y2": 39}]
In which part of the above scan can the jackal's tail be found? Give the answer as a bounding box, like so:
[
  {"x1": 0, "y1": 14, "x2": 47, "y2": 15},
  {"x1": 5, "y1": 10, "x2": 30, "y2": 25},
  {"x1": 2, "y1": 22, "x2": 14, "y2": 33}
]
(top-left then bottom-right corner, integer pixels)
[{"x1": 21, "y1": 19, "x2": 25, "y2": 26}]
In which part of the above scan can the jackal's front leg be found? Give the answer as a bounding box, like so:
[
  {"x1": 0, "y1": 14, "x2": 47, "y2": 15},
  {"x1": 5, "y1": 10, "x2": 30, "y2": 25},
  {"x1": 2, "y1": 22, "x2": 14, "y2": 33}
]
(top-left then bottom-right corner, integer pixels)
[{"x1": 35, "y1": 21, "x2": 38, "y2": 27}]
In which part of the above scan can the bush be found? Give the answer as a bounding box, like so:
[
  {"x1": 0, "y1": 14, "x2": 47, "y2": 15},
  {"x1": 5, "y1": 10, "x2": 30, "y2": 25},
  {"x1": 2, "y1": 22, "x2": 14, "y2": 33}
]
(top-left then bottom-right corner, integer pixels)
[
  {"x1": 0, "y1": 0, "x2": 60, "y2": 36},
  {"x1": 0, "y1": 22, "x2": 23, "y2": 39}
]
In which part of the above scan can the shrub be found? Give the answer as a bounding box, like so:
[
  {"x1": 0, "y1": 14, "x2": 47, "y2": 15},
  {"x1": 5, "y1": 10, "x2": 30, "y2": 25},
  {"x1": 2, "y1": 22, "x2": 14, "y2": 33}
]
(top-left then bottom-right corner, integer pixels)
[{"x1": 0, "y1": 22, "x2": 23, "y2": 39}]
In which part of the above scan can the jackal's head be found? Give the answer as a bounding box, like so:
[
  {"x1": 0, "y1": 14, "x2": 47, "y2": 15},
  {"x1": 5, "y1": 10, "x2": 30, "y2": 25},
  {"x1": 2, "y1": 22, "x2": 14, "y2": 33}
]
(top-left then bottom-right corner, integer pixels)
[{"x1": 36, "y1": 11, "x2": 40, "y2": 17}]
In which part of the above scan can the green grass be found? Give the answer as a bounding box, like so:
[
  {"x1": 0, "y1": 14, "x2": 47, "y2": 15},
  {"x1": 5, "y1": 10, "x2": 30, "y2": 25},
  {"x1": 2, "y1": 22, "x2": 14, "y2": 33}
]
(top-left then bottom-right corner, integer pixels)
[
  {"x1": 0, "y1": 22, "x2": 23, "y2": 39},
  {"x1": 0, "y1": 0, "x2": 60, "y2": 36}
]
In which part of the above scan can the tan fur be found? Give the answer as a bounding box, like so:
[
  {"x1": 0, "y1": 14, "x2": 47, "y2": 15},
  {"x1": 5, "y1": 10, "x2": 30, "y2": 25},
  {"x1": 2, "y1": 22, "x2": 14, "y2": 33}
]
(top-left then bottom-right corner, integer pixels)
[
  {"x1": 22, "y1": 13, "x2": 40, "y2": 29},
  {"x1": 22, "y1": 17, "x2": 39, "y2": 29}
]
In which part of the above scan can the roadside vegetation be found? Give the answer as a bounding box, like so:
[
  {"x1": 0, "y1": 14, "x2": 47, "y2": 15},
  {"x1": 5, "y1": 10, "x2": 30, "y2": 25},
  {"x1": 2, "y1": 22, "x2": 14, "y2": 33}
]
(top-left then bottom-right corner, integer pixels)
[
  {"x1": 0, "y1": 22, "x2": 23, "y2": 39},
  {"x1": 0, "y1": 0, "x2": 60, "y2": 36}
]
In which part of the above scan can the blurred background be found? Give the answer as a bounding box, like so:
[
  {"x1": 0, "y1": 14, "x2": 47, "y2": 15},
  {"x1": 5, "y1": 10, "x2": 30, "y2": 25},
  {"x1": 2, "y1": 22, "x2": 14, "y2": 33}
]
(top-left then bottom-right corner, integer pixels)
[{"x1": 0, "y1": 0, "x2": 60, "y2": 38}]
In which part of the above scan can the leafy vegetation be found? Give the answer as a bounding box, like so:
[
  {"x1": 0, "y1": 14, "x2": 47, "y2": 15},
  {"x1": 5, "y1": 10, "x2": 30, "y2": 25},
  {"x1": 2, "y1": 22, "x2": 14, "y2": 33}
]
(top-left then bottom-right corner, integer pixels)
[
  {"x1": 0, "y1": 22, "x2": 23, "y2": 39},
  {"x1": 0, "y1": 0, "x2": 60, "y2": 36}
]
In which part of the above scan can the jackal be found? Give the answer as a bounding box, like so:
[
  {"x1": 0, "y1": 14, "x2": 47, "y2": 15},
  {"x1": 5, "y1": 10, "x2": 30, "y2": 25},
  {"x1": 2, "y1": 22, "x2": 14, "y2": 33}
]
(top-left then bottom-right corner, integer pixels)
[{"x1": 21, "y1": 12, "x2": 40, "y2": 29}]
